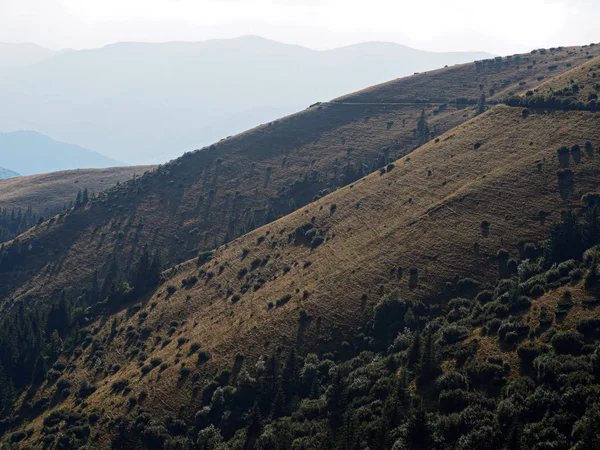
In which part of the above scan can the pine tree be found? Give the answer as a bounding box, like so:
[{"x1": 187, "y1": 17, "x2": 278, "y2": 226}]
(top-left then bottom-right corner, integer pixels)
[
  {"x1": 404, "y1": 404, "x2": 430, "y2": 450},
  {"x1": 407, "y1": 332, "x2": 421, "y2": 369},
  {"x1": 478, "y1": 92, "x2": 487, "y2": 115},
  {"x1": 244, "y1": 402, "x2": 262, "y2": 450},
  {"x1": 281, "y1": 347, "x2": 299, "y2": 401},
  {"x1": 585, "y1": 253, "x2": 598, "y2": 289},
  {"x1": 0, "y1": 361, "x2": 15, "y2": 413},
  {"x1": 271, "y1": 381, "x2": 285, "y2": 419},
  {"x1": 75, "y1": 189, "x2": 82, "y2": 208},
  {"x1": 82, "y1": 188, "x2": 89, "y2": 204},
  {"x1": 416, "y1": 110, "x2": 430, "y2": 146},
  {"x1": 418, "y1": 331, "x2": 439, "y2": 381},
  {"x1": 327, "y1": 369, "x2": 346, "y2": 429}
]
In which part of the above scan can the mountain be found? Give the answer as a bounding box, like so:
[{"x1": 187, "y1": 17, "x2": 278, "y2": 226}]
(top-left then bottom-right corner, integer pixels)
[
  {"x1": 0, "y1": 42, "x2": 55, "y2": 68},
  {"x1": 0, "y1": 36, "x2": 491, "y2": 164},
  {"x1": 0, "y1": 167, "x2": 19, "y2": 179},
  {"x1": 0, "y1": 166, "x2": 154, "y2": 216},
  {"x1": 0, "y1": 166, "x2": 154, "y2": 244},
  {"x1": 0, "y1": 43, "x2": 593, "y2": 299},
  {"x1": 0, "y1": 130, "x2": 124, "y2": 176},
  {"x1": 1, "y1": 43, "x2": 600, "y2": 448}
]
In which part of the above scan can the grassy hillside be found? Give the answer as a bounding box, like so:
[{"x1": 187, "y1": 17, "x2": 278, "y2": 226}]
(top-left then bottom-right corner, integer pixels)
[
  {"x1": 5, "y1": 104, "x2": 600, "y2": 445},
  {"x1": 1, "y1": 44, "x2": 599, "y2": 305},
  {"x1": 529, "y1": 54, "x2": 600, "y2": 105},
  {"x1": 0, "y1": 166, "x2": 154, "y2": 216},
  {"x1": 0, "y1": 166, "x2": 153, "y2": 244},
  {"x1": 2, "y1": 44, "x2": 600, "y2": 449}
]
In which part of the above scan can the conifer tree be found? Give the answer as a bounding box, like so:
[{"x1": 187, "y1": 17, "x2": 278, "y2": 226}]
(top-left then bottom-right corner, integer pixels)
[
  {"x1": 478, "y1": 92, "x2": 487, "y2": 115},
  {"x1": 244, "y1": 402, "x2": 262, "y2": 450},
  {"x1": 75, "y1": 189, "x2": 82, "y2": 208},
  {"x1": 407, "y1": 331, "x2": 421, "y2": 369},
  {"x1": 416, "y1": 110, "x2": 430, "y2": 146}
]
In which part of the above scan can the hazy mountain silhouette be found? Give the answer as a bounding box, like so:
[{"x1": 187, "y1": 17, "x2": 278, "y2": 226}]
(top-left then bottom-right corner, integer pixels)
[
  {"x1": 0, "y1": 36, "x2": 490, "y2": 164},
  {"x1": 0, "y1": 131, "x2": 123, "y2": 176},
  {"x1": 0, "y1": 42, "x2": 55, "y2": 67},
  {"x1": 0, "y1": 167, "x2": 19, "y2": 179}
]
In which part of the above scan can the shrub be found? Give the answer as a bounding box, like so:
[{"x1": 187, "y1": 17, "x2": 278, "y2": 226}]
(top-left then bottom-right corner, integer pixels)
[
  {"x1": 551, "y1": 331, "x2": 583, "y2": 355},
  {"x1": 448, "y1": 297, "x2": 472, "y2": 309},
  {"x1": 311, "y1": 236, "x2": 324, "y2": 249},
  {"x1": 182, "y1": 275, "x2": 198, "y2": 287},
  {"x1": 197, "y1": 251, "x2": 213, "y2": 266},
  {"x1": 497, "y1": 319, "x2": 529, "y2": 344},
  {"x1": 456, "y1": 278, "x2": 481, "y2": 296},
  {"x1": 78, "y1": 380, "x2": 97, "y2": 398},
  {"x1": 150, "y1": 357, "x2": 163, "y2": 367},
  {"x1": 529, "y1": 284, "x2": 546, "y2": 298},
  {"x1": 436, "y1": 371, "x2": 468, "y2": 392},
  {"x1": 439, "y1": 389, "x2": 470, "y2": 413},
  {"x1": 576, "y1": 317, "x2": 600, "y2": 337},
  {"x1": 111, "y1": 379, "x2": 130, "y2": 393},
  {"x1": 197, "y1": 351, "x2": 211, "y2": 364},
  {"x1": 166, "y1": 285, "x2": 177, "y2": 295},
  {"x1": 475, "y1": 290, "x2": 493, "y2": 304},
  {"x1": 441, "y1": 324, "x2": 469, "y2": 344},
  {"x1": 231, "y1": 294, "x2": 241, "y2": 303},
  {"x1": 276, "y1": 294, "x2": 292, "y2": 307},
  {"x1": 517, "y1": 343, "x2": 549, "y2": 369},
  {"x1": 57, "y1": 379, "x2": 72, "y2": 391},
  {"x1": 189, "y1": 342, "x2": 201, "y2": 354}
]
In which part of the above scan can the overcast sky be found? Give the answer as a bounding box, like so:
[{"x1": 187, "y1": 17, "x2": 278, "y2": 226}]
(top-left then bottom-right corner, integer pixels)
[{"x1": 1, "y1": 0, "x2": 598, "y2": 54}]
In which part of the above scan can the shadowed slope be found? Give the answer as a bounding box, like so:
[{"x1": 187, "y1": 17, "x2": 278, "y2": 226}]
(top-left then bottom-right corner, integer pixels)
[
  {"x1": 0, "y1": 166, "x2": 154, "y2": 217},
  {"x1": 1, "y1": 45, "x2": 599, "y2": 306},
  {"x1": 20, "y1": 106, "x2": 600, "y2": 431}
]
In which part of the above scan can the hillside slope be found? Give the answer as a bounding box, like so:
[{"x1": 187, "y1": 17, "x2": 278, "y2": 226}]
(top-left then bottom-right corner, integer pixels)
[
  {"x1": 0, "y1": 44, "x2": 598, "y2": 305},
  {"x1": 0, "y1": 37, "x2": 491, "y2": 164},
  {"x1": 0, "y1": 166, "x2": 154, "y2": 217},
  {"x1": 14, "y1": 105, "x2": 600, "y2": 429}
]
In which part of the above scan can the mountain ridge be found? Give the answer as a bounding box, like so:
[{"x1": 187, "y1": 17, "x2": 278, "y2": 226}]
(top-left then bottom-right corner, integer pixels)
[
  {"x1": 0, "y1": 130, "x2": 123, "y2": 176},
  {"x1": 0, "y1": 36, "x2": 491, "y2": 164}
]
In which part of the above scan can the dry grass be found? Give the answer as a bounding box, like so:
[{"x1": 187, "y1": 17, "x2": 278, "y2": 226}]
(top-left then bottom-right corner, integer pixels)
[
  {"x1": 6, "y1": 44, "x2": 600, "y2": 441},
  {"x1": 3, "y1": 44, "x2": 600, "y2": 306},
  {"x1": 0, "y1": 166, "x2": 154, "y2": 216},
  {"x1": 531, "y1": 55, "x2": 600, "y2": 104},
  {"x1": 23, "y1": 105, "x2": 600, "y2": 427}
]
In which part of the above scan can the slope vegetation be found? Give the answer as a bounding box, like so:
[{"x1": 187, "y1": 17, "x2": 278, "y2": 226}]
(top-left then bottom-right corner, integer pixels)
[
  {"x1": 0, "y1": 166, "x2": 154, "y2": 217},
  {"x1": 1, "y1": 44, "x2": 598, "y2": 304},
  {"x1": 10, "y1": 105, "x2": 600, "y2": 441}
]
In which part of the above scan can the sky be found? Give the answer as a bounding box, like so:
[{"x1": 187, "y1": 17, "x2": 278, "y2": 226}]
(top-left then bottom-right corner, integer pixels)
[{"x1": 0, "y1": 0, "x2": 599, "y2": 55}]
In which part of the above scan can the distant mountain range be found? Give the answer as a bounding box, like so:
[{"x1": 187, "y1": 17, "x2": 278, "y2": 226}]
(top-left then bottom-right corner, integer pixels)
[
  {"x1": 0, "y1": 36, "x2": 491, "y2": 164},
  {"x1": 0, "y1": 42, "x2": 56, "y2": 67},
  {"x1": 0, "y1": 131, "x2": 123, "y2": 176},
  {"x1": 0, "y1": 167, "x2": 19, "y2": 179}
]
